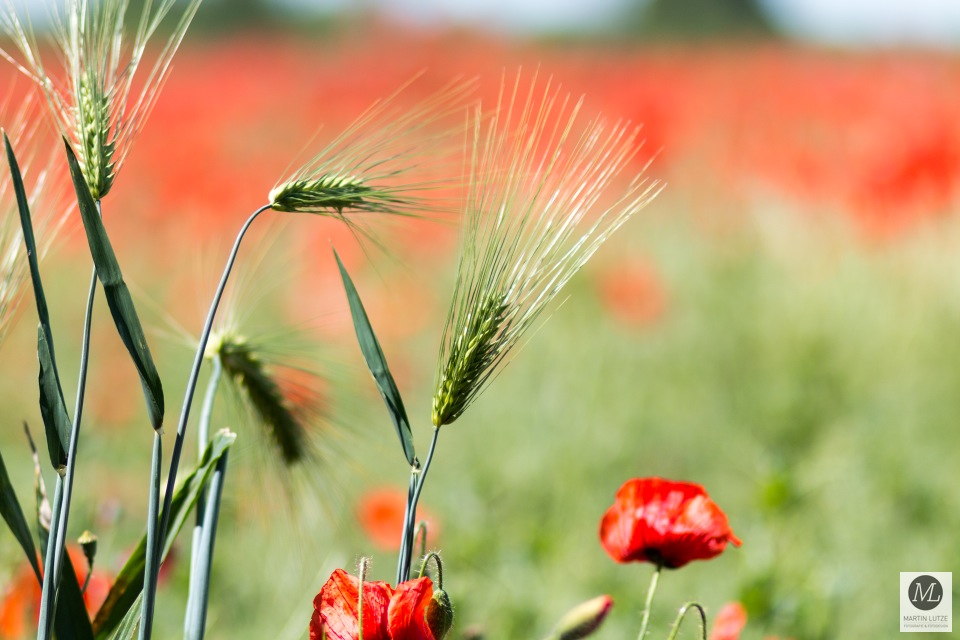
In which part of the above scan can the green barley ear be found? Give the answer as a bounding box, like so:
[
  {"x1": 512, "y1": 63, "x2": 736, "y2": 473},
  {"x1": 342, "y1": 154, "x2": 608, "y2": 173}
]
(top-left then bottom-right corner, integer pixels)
[
  {"x1": 432, "y1": 291, "x2": 509, "y2": 426},
  {"x1": 432, "y1": 73, "x2": 661, "y2": 426},
  {"x1": 0, "y1": 0, "x2": 203, "y2": 198},
  {"x1": 207, "y1": 329, "x2": 310, "y2": 465},
  {"x1": 269, "y1": 77, "x2": 475, "y2": 226}
]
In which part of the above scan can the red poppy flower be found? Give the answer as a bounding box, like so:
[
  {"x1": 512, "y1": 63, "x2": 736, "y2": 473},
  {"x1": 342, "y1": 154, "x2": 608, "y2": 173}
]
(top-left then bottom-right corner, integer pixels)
[
  {"x1": 310, "y1": 568, "x2": 446, "y2": 640},
  {"x1": 599, "y1": 477, "x2": 741, "y2": 569}
]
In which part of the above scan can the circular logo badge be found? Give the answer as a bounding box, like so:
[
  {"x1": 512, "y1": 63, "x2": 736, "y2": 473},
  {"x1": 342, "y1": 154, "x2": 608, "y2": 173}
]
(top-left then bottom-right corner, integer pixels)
[{"x1": 908, "y1": 575, "x2": 944, "y2": 611}]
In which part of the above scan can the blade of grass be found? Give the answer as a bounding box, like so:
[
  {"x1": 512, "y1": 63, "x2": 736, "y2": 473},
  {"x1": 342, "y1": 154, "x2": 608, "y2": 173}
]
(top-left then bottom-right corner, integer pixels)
[
  {"x1": 108, "y1": 594, "x2": 143, "y2": 640},
  {"x1": 64, "y1": 139, "x2": 164, "y2": 431},
  {"x1": 0, "y1": 445, "x2": 42, "y2": 581},
  {"x1": 92, "y1": 429, "x2": 237, "y2": 640},
  {"x1": 6, "y1": 134, "x2": 70, "y2": 467},
  {"x1": 334, "y1": 249, "x2": 417, "y2": 466}
]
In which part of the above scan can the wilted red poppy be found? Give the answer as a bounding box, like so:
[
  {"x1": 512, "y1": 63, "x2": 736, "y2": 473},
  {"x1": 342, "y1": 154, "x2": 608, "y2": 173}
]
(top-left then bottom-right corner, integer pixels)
[
  {"x1": 310, "y1": 568, "x2": 447, "y2": 640},
  {"x1": 599, "y1": 477, "x2": 741, "y2": 569},
  {"x1": 709, "y1": 602, "x2": 747, "y2": 640}
]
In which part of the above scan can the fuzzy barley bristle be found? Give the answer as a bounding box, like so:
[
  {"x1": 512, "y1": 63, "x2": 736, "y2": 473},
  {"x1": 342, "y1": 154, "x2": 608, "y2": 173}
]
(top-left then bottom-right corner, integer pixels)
[
  {"x1": 212, "y1": 332, "x2": 308, "y2": 465},
  {"x1": 269, "y1": 174, "x2": 374, "y2": 213},
  {"x1": 432, "y1": 293, "x2": 509, "y2": 427}
]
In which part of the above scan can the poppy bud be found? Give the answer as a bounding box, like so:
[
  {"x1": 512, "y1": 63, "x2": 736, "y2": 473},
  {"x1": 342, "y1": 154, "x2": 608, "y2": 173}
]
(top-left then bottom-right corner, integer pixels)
[
  {"x1": 550, "y1": 595, "x2": 613, "y2": 640},
  {"x1": 424, "y1": 587, "x2": 454, "y2": 639},
  {"x1": 78, "y1": 530, "x2": 98, "y2": 569}
]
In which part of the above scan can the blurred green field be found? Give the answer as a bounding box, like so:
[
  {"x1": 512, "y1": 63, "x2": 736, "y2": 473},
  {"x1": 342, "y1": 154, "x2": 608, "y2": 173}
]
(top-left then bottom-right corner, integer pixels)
[{"x1": 4, "y1": 187, "x2": 960, "y2": 638}]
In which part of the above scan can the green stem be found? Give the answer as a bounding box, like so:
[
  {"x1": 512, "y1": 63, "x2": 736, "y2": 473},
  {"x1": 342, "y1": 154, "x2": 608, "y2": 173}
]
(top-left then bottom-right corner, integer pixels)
[
  {"x1": 358, "y1": 558, "x2": 370, "y2": 640},
  {"x1": 36, "y1": 476, "x2": 63, "y2": 640},
  {"x1": 666, "y1": 603, "x2": 707, "y2": 640},
  {"x1": 38, "y1": 244, "x2": 99, "y2": 640},
  {"x1": 399, "y1": 427, "x2": 440, "y2": 583},
  {"x1": 413, "y1": 520, "x2": 428, "y2": 560},
  {"x1": 149, "y1": 204, "x2": 270, "y2": 604},
  {"x1": 183, "y1": 449, "x2": 230, "y2": 640},
  {"x1": 139, "y1": 432, "x2": 163, "y2": 640},
  {"x1": 395, "y1": 467, "x2": 419, "y2": 585},
  {"x1": 185, "y1": 358, "x2": 223, "y2": 634},
  {"x1": 416, "y1": 552, "x2": 443, "y2": 588},
  {"x1": 637, "y1": 564, "x2": 662, "y2": 640},
  {"x1": 51, "y1": 267, "x2": 97, "y2": 579}
]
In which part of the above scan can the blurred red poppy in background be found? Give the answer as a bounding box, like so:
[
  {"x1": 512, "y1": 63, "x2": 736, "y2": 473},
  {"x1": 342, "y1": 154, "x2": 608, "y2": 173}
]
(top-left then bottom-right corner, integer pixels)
[
  {"x1": 357, "y1": 487, "x2": 440, "y2": 551},
  {"x1": 596, "y1": 258, "x2": 667, "y2": 328},
  {"x1": 0, "y1": 547, "x2": 111, "y2": 638},
  {"x1": 709, "y1": 602, "x2": 748, "y2": 640},
  {"x1": 310, "y1": 568, "x2": 445, "y2": 640},
  {"x1": 599, "y1": 477, "x2": 741, "y2": 568}
]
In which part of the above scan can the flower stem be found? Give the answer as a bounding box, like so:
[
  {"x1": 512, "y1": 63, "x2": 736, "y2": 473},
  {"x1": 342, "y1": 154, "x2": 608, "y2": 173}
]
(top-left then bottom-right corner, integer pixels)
[
  {"x1": 637, "y1": 564, "x2": 663, "y2": 640},
  {"x1": 148, "y1": 204, "x2": 271, "y2": 604},
  {"x1": 399, "y1": 427, "x2": 440, "y2": 583},
  {"x1": 417, "y1": 552, "x2": 443, "y2": 588},
  {"x1": 666, "y1": 603, "x2": 707, "y2": 640}
]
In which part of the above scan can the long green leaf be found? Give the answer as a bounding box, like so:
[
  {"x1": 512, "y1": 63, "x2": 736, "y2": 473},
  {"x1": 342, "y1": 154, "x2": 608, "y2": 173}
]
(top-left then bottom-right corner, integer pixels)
[
  {"x1": 92, "y1": 430, "x2": 237, "y2": 639},
  {"x1": 108, "y1": 594, "x2": 142, "y2": 640},
  {"x1": 56, "y1": 551, "x2": 96, "y2": 640},
  {"x1": 6, "y1": 134, "x2": 71, "y2": 467},
  {"x1": 64, "y1": 140, "x2": 164, "y2": 431},
  {"x1": 0, "y1": 446, "x2": 42, "y2": 581},
  {"x1": 1, "y1": 445, "x2": 93, "y2": 640},
  {"x1": 334, "y1": 250, "x2": 416, "y2": 465},
  {"x1": 38, "y1": 325, "x2": 71, "y2": 469}
]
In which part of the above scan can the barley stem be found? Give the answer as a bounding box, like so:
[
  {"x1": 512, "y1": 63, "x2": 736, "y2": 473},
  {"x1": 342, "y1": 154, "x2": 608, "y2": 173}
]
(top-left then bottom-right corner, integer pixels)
[
  {"x1": 36, "y1": 476, "x2": 63, "y2": 640},
  {"x1": 150, "y1": 204, "x2": 271, "y2": 613},
  {"x1": 183, "y1": 448, "x2": 230, "y2": 640},
  {"x1": 185, "y1": 357, "x2": 223, "y2": 636},
  {"x1": 51, "y1": 267, "x2": 97, "y2": 579},
  {"x1": 398, "y1": 427, "x2": 441, "y2": 583},
  {"x1": 140, "y1": 432, "x2": 163, "y2": 640},
  {"x1": 38, "y1": 225, "x2": 99, "y2": 639}
]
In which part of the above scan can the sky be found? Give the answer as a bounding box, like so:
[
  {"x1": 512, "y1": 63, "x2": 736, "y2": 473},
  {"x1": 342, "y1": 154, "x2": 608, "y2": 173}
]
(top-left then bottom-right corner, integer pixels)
[
  {"x1": 273, "y1": 0, "x2": 960, "y2": 46},
  {"x1": 10, "y1": 0, "x2": 960, "y2": 47}
]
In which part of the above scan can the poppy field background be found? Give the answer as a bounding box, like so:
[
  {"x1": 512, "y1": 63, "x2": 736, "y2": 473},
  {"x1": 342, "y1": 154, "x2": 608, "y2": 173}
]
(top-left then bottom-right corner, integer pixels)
[{"x1": 2, "y1": 20, "x2": 960, "y2": 640}]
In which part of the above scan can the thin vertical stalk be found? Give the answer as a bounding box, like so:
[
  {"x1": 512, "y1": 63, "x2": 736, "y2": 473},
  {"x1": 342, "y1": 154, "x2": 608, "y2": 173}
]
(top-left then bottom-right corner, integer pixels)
[
  {"x1": 36, "y1": 476, "x2": 63, "y2": 640},
  {"x1": 51, "y1": 267, "x2": 97, "y2": 579},
  {"x1": 37, "y1": 187, "x2": 101, "y2": 638},
  {"x1": 183, "y1": 449, "x2": 230, "y2": 640},
  {"x1": 185, "y1": 358, "x2": 223, "y2": 636},
  {"x1": 140, "y1": 432, "x2": 163, "y2": 640},
  {"x1": 399, "y1": 427, "x2": 440, "y2": 583},
  {"x1": 637, "y1": 564, "x2": 663, "y2": 640},
  {"x1": 395, "y1": 467, "x2": 418, "y2": 585},
  {"x1": 148, "y1": 204, "x2": 270, "y2": 604}
]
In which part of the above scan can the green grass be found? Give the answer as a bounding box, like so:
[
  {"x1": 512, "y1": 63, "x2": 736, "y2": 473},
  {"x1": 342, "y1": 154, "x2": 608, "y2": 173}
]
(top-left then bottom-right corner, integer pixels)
[{"x1": 2, "y1": 202, "x2": 959, "y2": 638}]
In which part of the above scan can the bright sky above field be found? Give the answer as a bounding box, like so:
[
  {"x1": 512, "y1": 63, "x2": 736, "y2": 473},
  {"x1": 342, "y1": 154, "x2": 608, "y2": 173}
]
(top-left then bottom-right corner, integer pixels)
[
  {"x1": 276, "y1": 0, "x2": 960, "y2": 46},
  {"x1": 8, "y1": 0, "x2": 960, "y2": 46}
]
